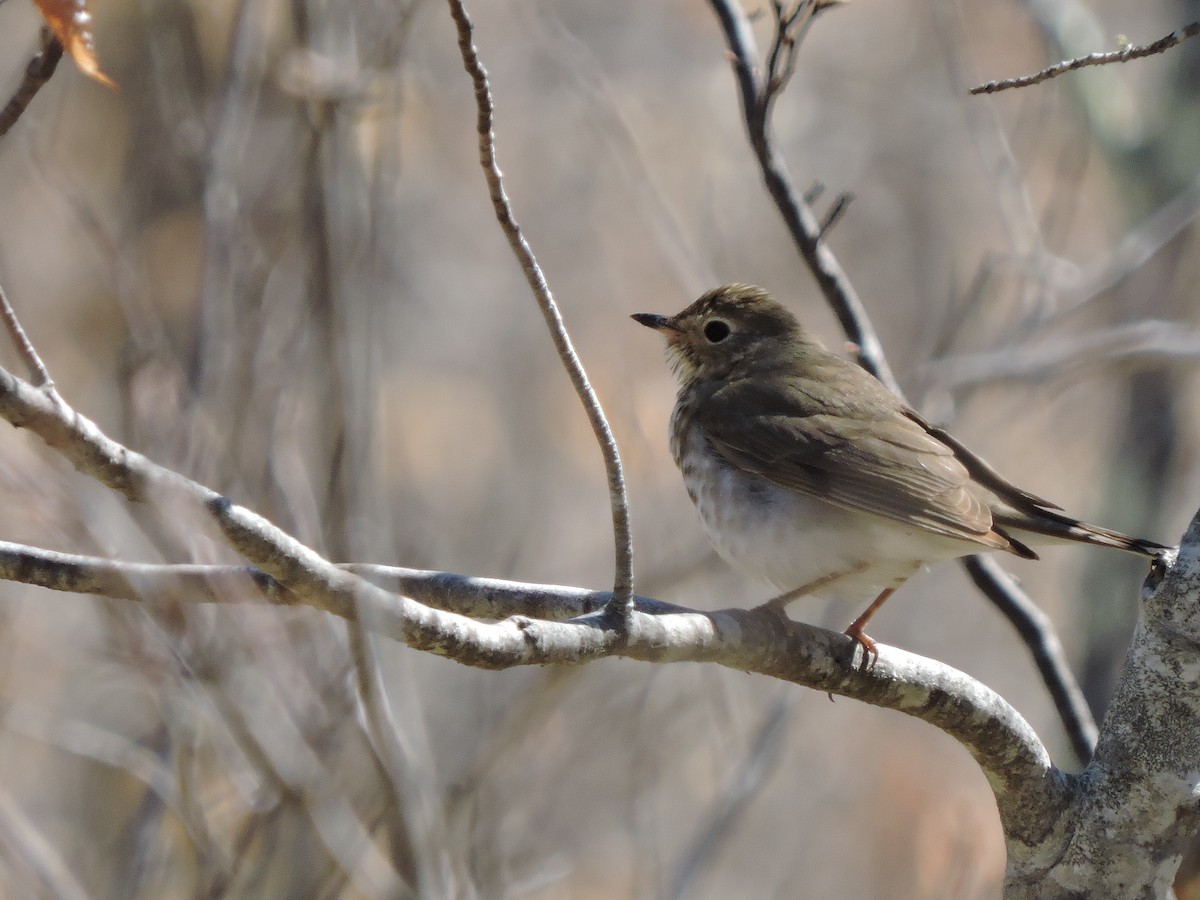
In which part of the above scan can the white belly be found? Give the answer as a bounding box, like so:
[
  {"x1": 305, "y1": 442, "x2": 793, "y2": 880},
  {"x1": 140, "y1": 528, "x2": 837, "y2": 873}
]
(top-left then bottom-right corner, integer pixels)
[{"x1": 674, "y1": 431, "x2": 975, "y2": 605}]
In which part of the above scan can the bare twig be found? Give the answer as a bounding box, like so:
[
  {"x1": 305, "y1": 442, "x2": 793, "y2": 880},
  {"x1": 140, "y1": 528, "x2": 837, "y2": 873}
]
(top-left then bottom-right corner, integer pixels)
[
  {"x1": 759, "y1": 3, "x2": 817, "y2": 120},
  {"x1": 0, "y1": 283, "x2": 56, "y2": 393},
  {"x1": 971, "y1": 23, "x2": 1200, "y2": 95},
  {"x1": 964, "y1": 557, "x2": 1098, "y2": 763},
  {"x1": 816, "y1": 192, "x2": 854, "y2": 242},
  {"x1": 445, "y1": 0, "x2": 634, "y2": 617},
  {"x1": 705, "y1": 0, "x2": 898, "y2": 393},
  {"x1": 0, "y1": 30, "x2": 63, "y2": 139}
]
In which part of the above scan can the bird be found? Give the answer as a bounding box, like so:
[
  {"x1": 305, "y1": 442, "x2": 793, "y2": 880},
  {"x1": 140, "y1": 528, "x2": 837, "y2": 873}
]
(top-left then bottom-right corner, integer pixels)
[{"x1": 632, "y1": 283, "x2": 1169, "y2": 659}]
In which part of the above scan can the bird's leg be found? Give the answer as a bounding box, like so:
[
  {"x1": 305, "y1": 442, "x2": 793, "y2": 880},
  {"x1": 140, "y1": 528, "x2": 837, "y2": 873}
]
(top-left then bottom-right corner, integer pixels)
[
  {"x1": 755, "y1": 562, "x2": 870, "y2": 615},
  {"x1": 843, "y1": 588, "x2": 895, "y2": 670}
]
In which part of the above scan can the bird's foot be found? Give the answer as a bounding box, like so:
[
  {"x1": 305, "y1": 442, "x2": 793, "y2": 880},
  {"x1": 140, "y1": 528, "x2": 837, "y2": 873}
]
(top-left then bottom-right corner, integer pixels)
[
  {"x1": 842, "y1": 623, "x2": 878, "y2": 671},
  {"x1": 843, "y1": 587, "x2": 894, "y2": 672}
]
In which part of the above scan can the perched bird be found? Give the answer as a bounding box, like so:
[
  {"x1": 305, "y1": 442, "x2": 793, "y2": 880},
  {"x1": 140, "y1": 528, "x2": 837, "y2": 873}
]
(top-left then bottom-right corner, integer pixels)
[{"x1": 633, "y1": 284, "x2": 1169, "y2": 657}]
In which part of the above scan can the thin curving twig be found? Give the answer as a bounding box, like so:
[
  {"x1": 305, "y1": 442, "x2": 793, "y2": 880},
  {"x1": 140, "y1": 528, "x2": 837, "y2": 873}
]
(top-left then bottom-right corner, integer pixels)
[
  {"x1": 445, "y1": 0, "x2": 634, "y2": 616},
  {"x1": 971, "y1": 23, "x2": 1200, "y2": 95}
]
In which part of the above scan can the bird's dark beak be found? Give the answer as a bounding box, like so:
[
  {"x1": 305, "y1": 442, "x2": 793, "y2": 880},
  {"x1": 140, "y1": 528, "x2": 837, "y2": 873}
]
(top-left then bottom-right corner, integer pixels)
[{"x1": 631, "y1": 313, "x2": 673, "y2": 331}]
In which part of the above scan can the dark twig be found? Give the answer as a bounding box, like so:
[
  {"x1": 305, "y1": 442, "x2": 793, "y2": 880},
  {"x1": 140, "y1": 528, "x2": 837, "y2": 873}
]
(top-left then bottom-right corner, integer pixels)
[
  {"x1": 760, "y1": 3, "x2": 813, "y2": 120},
  {"x1": 0, "y1": 30, "x2": 63, "y2": 139},
  {"x1": 965, "y1": 556, "x2": 1097, "y2": 763},
  {"x1": 445, "y1": 0, "x2": 634, "y2": 617},
  {"x1": 816, "y1": 192, "x2": 854, "y2": 242},
  {"x1": 705, "y1": 0, "x2": 899, "y2": 393},
  {"x1": 705, "y1": 0, "x2": 1096, "y2": 758},
  {"x1": 971, "y1": 23, "x2": 1200, "y2": 95}
]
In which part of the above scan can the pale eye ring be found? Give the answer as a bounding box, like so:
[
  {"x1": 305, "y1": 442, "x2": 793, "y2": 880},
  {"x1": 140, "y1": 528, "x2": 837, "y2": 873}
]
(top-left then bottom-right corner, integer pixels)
[{"x1": 703, "y1": 320, "x2": 731, "y2": 343}]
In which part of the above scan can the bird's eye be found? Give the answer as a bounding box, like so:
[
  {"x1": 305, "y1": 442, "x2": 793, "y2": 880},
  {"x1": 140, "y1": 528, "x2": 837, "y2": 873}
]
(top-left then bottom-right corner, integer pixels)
[{"x1": 703, "y1": 320, "x2": 731, "y2": 343}]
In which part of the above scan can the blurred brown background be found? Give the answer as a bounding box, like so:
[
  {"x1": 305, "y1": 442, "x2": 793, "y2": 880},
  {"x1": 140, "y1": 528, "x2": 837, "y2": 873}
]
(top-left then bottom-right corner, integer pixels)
[{"x1": 0, "y1": 0, "x2": 1197, "y2": 896}]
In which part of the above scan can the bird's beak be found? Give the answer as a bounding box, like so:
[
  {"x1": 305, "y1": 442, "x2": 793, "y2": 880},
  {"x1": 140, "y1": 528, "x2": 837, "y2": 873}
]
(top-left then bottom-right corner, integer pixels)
[{"x1": 631, "y1": 313, "x2": 674, "y2": 331}]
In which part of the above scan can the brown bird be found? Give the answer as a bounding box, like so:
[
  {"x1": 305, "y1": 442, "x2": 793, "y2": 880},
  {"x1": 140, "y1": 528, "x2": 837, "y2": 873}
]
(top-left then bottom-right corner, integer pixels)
[{"x1": 633, "y1": 284, "x2": 1169, "y2": 658}]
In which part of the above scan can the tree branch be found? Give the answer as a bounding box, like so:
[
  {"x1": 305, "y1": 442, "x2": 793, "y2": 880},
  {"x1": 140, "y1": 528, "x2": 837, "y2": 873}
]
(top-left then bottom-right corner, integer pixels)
[
  {"x1": 0, "y1": 537, "x2": 1061, "y2": 845},
  {"x1": 971, "y1": 23, "x2": 1200, "y2": 95},
  {"x1": 704, "y1": 0, "x2": 897, "y2": 392},
  {"x1": 0, "y1": 29, "x2": 63, "y2": 139},
  {"x1": 1007, "y1": 539, "x2": 1198, "y2": 895}
]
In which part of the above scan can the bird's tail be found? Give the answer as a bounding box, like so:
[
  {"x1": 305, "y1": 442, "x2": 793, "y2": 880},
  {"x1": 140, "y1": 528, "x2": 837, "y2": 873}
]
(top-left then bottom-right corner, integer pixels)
[{"x1": 993, "y1": 510, "x2": 1171, "y2": 558}]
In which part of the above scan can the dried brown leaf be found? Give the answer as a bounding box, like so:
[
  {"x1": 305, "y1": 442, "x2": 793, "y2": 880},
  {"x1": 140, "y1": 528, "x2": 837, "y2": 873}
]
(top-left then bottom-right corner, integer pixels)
[{"x1": 33, "y1": 0, "x2": 116, "y2": 89}]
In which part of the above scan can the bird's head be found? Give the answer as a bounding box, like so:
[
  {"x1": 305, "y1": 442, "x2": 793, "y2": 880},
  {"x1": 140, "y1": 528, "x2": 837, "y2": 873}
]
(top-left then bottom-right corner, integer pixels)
[{"x1": 632, "y1": 284, "x2": 818, "y2": 383}]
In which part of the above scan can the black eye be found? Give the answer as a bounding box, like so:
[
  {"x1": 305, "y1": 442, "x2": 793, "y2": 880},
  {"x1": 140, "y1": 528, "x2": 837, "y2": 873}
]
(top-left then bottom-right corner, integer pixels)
[{"x1": 703, "y1": 320, "x2": 731, "y2": 343}]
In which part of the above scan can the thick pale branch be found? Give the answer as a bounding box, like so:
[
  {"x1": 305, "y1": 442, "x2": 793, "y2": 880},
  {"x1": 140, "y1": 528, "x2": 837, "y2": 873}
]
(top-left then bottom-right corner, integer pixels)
[
  {"x1": 0, "y1": 366, "x2": 166, "y2": 501},
  {"x1": 0, "y1": 537, "x2": 1059, "y2": 839}
]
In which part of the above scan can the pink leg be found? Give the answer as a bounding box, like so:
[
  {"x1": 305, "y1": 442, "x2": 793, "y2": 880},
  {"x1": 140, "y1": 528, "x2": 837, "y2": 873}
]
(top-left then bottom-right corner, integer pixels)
[
  {"x1": 843, "y1": 588, "x2": 895, "y2": 670},
  {"x1": 755, "y1": 562, "x2": 870, "y2": 615}
]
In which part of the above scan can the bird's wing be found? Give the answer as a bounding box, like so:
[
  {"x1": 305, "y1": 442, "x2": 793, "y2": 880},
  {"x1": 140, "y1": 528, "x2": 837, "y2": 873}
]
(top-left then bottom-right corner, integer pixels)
[{"x1": 696, "y1": 375, "x2": 1012, "y2": 549}]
